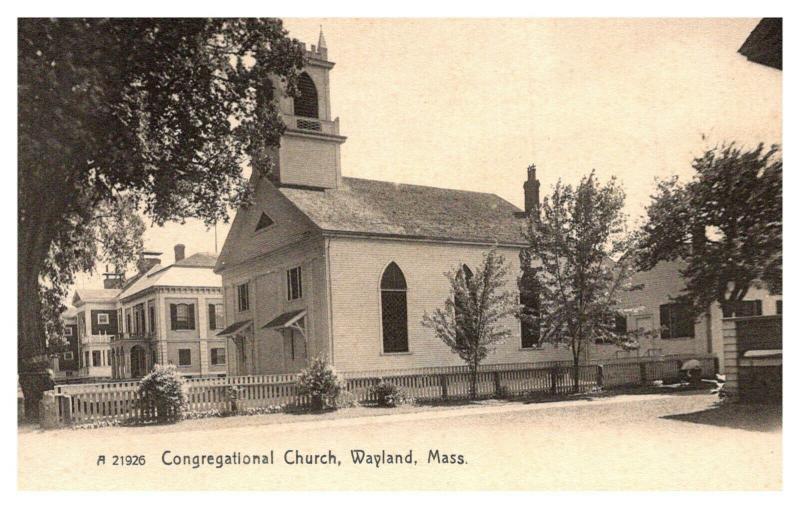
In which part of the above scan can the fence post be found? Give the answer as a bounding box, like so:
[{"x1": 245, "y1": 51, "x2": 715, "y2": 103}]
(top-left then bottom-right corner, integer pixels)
[
  {"x1": 440, "y1": 374, "x2": 448, "y2": 401},
  {"x1": 639, "y1": 362, "x2": 648, "y2": 386},
  {"x1": 596, "y1": 364, "x2": 604, "y2": 389},
  {"x1": 493, "y1": 371, "x2": 501, "y2": 397}
]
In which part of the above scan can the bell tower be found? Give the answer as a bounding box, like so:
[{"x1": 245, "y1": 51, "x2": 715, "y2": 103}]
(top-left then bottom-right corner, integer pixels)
[{"x1": 269, "y1": 29, "x2": 346, "y2": 189}]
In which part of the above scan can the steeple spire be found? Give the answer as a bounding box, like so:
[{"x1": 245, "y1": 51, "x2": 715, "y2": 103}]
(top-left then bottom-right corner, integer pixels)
[{"x1": 318, "y1": 26, "x2": 327, "y2": 50}]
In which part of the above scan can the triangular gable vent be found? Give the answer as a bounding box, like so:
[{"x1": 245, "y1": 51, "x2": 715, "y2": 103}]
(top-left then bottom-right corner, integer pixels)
[{"x1": 255, "y1": 212, "x2": 275, "y2": 231}]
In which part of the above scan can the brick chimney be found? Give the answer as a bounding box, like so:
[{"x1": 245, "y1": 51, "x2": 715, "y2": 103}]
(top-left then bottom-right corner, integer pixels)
[
  {"x1": 174, "y1": 244, "x2": 186, "y2": 263},
  {"x1": 136, "y1": 251, "x2": 162, "y2": 274},
  {"x1": 524, "y1": 164, "x2": 541, "y2": 216},
  {"x1": 102, "y1": 265, "x2": 124, "y2": 289}
]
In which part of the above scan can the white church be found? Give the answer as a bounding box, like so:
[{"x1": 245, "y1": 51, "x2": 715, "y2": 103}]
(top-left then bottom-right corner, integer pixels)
[{"x1": 214, "y1": 33, "x2": 725, "y2": 375}]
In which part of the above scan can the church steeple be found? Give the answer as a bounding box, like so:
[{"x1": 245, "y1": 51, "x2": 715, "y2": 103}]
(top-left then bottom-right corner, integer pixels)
[{"x1": 266, "y1": 31, "x2": 346, "y2": 189}]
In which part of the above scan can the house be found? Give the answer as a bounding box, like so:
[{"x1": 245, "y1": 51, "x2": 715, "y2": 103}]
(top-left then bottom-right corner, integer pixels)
[
  {"x1": 50, "y1": 306, "x2": 80, "y2": 379},
  {"x1": 214, "y1": 34, "x2": 714, "y2": 376},
  {"x1": 71, "y1": 288, "x2": 119, "y2": 379},
  {"x1": 109, "y1": 246, "x2": 225, "y2": 378}
]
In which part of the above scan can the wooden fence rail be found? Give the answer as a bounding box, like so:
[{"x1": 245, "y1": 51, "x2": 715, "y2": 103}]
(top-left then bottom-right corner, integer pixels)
[{"x1": 48, "y1": 354, "x2": 716, "y2": 426}]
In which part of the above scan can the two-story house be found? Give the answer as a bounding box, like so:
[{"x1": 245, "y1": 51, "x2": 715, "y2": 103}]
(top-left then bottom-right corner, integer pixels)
[
  {"x1": 71, "y1": 289, "x2": 119, "y2": 379},
  {"x1": 110, "y1": 245, "x2": 225, "y2": 379}
]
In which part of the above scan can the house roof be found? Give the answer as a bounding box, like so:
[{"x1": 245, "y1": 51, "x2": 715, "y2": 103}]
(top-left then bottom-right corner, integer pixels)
[
  {"x1": 72, "y1": 288, "x2": 121, "y2": 304},
  {"x1": 739, "y1": 18, "x2": 782, "y2": 70},
  {"x1": 174, "y1": 252, "x2": 218, "y2": 268},
  {"x1": 279, "y1": 177, "x2": 527, "y2": 245},
  {"x1": 116, "y1": 253, "x2": 221, "y2": 302}
]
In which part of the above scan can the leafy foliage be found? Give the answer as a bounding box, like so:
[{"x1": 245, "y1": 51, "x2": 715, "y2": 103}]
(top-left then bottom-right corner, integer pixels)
[
  {"x1": 422, "y1": 249, "x2": 516, "y2": 398},
  {"x1": 138, "y1": 364, "x2": 188, "y2": 423},
  {"x1": 297, "y1": 357, "x2": 345, "y2": 410},
  {"x1": 369, "y1": 380, "x2": 413, "y2": 407},
  {"x1": 519, "y1": 171, "x2": 638, "y2": 390},
  {"x1": 18, "y1": 19, "x2": 305, "y2": 415},
  {"x1": 638, "y1": 143, "x2": 782, "y2": 315}
]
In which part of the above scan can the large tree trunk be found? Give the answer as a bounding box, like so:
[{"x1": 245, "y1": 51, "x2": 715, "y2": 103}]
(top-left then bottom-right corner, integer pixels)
[{"x1": 18, "y1": 263, "x2": 51, "y2": 421}]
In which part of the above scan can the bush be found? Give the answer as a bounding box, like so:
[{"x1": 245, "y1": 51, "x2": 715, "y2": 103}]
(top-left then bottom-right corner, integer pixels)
[
  {"x1": 138, "y1": 364, "x2": 187, "y2": 423},
  {"x1": 370, "y1": 380, "x2": 413, "y2": 407},
  {"x1": 297, "y1": 357, "x2": 344, "y2": 411},
  {"x1": 334, "y1": 390, "x2": 359, "y2": 409}
]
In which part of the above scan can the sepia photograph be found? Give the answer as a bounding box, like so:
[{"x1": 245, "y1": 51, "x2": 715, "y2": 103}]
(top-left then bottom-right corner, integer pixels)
[{"x1": 15, "y1": 14, "x2": 783, "y2": 492}]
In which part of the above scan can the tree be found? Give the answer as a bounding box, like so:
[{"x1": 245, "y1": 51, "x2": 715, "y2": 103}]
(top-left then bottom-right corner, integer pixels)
[
  {"x1": 422, "y1": 249, "x2": 517, "y2": 399},
  {"x1": 519, "y1": 170, "x2": 638, "y2": 392},
  {"x1": 638, "y1": 143, "x2": 782, "y2": 317},
  {"x1": 18, "y1": 18, "x2": 305, "y2": 417}
]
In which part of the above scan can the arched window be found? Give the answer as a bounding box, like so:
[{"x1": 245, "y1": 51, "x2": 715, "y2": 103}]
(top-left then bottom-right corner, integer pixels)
[
  {"x1": 294, "y1": 72, "x2": 319, "y2": 118},
  {"x1": 454, "y1": 265, "x2": 474, "y2": 346},
  {"x1": 380, "y1": 262, "x2": 408, "y2": 353}
]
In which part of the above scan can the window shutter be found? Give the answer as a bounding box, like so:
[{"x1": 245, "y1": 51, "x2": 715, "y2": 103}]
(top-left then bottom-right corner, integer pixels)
[
  {"x1": 208, "y1": 304, "x2": 216, "y2": 330},
  {"x1": 659, "y1": 304, "x2": 671, "y2": 339},
  {"x1": 170, "y1": 304, "x2": 177, "y2": 330},
  {"x1": 187, "y1": 304, "x2": 196, "y2": 329}
]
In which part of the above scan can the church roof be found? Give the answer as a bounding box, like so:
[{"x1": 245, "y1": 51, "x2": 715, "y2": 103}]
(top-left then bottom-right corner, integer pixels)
[{"x1": 279, "y1": 177, "x2": 527, "y2": 246}]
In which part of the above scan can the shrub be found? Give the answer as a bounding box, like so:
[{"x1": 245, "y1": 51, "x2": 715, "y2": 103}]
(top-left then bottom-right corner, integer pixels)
[
  {"x1": 370, "y1": 380, "x2": 413, "y2": 407},
  {"x1": 138, "y1": 364, "x2": 187, "y2": 423},
  {"x1": 297, "y1": 357, "x2": 344, "y2": 411},
  {"x1": 334, "y1": 390, "x2": 359, "y2": 409}
]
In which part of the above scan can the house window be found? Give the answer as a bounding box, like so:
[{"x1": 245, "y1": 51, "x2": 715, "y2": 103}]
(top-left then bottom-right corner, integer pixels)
[
  {"x1": 63, "y1": 351, "x2": 73, "y2": 360},
  {"x1": 178, "y1": 349, "x2": 192, "y2": 366},
  {"x1": 287, "y1": 267, "x2": 303, "y2": 301},
  {"x1": 209, "y1": 303, "x2": 224, "y2": 330},
  {"x1": 777, "y1": 300, "x2": 782, "y2": 315},
  {"x1": 237, "y1": 283, "x2": 250, "y2": 312},
  {"x1": 210, "y1": 348, "x2": 226, "y2": 366},
  {"x1": 294, "y1": 72, "x2": 319, "y2": 118},
  {"x1": 380, "y1": 262, "x2": 409, "y2": 353},
  {"x1": 92, "y1": 350, "x2": 101, "y2": 367},
  {"x1": 520, "y1": 283, "x2": 541, "y2": 349},
  {"x1": 659, "y1": 302, "x2": 695, "y2": 339},
  {"x1": 64, "y1": 327, "x2": 72, "y2": 337},
  {"x1": 255, "y1": 212, "x2": 274, "y2": 232},
  {"x1": 170, "y1": 303, "x2": 195, "y2": 330},
  {"x1": 148, "y1": 304, "x2": 156, "y2": 334},
  {"x1": 97, "y1": 313, "x2": 109, "y2": 325},
  {"x1": 125, "y1": 312, "x2": 131, "y2": 335},
  {"x1": 84, "y1": 351, "x2": 89, "y2": 368},
  {"x1": 721, "y1": 299, "x2": 763, "y2": 318},
  {"x1": 454, "y1": 265, "x2": 473, "y2": 347},
  {"x1": 614, "y1": 313, "x2": 628, "y2": 334}
]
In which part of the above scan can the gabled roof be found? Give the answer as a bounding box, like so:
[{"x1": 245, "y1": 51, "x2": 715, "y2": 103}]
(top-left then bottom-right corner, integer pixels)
[
  {"x1": 116, "y1": 253, "x2": 221, "y2": 302},
  {"x1": 279, "y1": 177, "x2": 527, "y2": 246},
  {"x1": 739, "y1": 18, "x2": 782, "y2": 70},
  {"x1": 72, "y1": 288, "x2": 121, "y2": 305}
]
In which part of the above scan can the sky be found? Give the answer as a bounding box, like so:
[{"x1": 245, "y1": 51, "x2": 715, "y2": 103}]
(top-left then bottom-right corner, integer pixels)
[{"x1": 73, "y1": 18, "x2": 781, "y2": 290}]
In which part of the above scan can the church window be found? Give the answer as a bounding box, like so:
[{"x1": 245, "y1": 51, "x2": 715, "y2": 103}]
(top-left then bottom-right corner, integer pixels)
[
  {"x1": 255, "y1": 212, "x2": 274, "y2": 231},
  {"x1": 380, "y1": 262, "x2": 409, "y2": 353},
  {"x1": 294, "y1": 72, "x2": 319, "y2": 118}
]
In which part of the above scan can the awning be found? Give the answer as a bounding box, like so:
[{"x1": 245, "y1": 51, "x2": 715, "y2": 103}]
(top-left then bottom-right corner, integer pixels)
[
  {"x1": 262, "y1": 309, "x2": 307, "y2": 330},
  {"x1": 216, "y1": 320, "x2": 252, "y2": 337}
]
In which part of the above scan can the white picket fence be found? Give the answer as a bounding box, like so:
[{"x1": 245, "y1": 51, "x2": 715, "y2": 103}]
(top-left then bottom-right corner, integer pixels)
[{"x1": 49, "y1": 354, "x2": 716, "y2": 426}]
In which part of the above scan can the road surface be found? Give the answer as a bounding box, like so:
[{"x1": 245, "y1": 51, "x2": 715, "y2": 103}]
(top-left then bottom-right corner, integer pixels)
[{"x1": 18, "y1": 392, "x2": 781, "y2": 490}]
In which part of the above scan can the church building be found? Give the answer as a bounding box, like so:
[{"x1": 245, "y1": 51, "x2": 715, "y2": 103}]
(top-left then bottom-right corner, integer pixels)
[{"x1": 214, "y1": 33, "x2": 715, "y2": 375}]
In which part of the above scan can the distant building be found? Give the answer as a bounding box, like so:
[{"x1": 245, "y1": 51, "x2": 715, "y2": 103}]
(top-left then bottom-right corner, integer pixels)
[
  {"x1": 71, "y1": 288, "x2": 119, "y2": 379},
  {"x1": 110, "y1": 246, "x2": 224, "y2": 378},
  {"x1": 50, "y1": 306, "x2": 79, "y2": 379}
]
